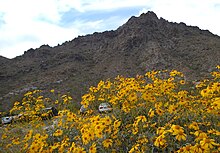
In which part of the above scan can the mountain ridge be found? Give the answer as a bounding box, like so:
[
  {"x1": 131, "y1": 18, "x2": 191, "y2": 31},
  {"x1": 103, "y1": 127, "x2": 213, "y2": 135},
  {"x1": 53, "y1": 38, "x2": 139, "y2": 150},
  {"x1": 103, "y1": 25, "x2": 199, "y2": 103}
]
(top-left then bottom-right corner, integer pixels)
[{"x1": 1, "y1": 11, "x2": 220, "y2": 111}]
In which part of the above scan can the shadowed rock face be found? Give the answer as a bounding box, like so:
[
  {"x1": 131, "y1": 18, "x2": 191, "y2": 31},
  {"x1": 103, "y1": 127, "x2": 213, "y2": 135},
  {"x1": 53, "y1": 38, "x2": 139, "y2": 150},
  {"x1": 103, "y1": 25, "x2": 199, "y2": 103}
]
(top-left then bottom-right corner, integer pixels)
[{"x1": 1, "y1": 11, "x2": 220, "y2": 111}]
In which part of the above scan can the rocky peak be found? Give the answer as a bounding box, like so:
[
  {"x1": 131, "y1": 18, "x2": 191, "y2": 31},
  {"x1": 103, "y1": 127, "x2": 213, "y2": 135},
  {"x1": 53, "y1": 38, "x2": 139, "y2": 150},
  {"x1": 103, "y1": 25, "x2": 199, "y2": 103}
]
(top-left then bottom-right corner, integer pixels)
[
  {"x1": 122, "y1": 11, "x2": 159, "y2": 27},
  {"x1": 140, "y1": 11, "x2": 158, "y2": 20},
  {"x1": 117, "y1": 11, "x2": 161, "y2": 39}
]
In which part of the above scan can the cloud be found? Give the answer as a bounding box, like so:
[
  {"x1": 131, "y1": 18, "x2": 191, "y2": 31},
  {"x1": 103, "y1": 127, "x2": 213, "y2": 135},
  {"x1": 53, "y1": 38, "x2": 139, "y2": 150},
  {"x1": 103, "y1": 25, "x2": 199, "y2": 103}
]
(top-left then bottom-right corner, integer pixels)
[
  {"x1": 0, "y1": 0, "x2": 220, "y2": 58},
  {"x1": 0, "y1": 0, "x2": 150, "y2": 58},
  {"x1": 60, "y1": 6, "x2": 145, "y2": 31},
  {"x1": 0, "y1": 0, "x2": 76, "y2": 58},
  {"x1": 60, "y1": 0, "x2": 150, "y2": 12},
  {"x1": 0, "y1": 12, "x2": 5, "y2": 27}
]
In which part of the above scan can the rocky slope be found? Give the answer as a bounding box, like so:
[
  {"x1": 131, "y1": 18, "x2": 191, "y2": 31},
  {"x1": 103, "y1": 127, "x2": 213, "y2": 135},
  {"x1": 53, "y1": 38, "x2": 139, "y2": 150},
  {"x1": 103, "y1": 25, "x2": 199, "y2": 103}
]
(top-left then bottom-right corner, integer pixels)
[{"x1": 1, "y1": 11, "x2": 220, "y2": 111}]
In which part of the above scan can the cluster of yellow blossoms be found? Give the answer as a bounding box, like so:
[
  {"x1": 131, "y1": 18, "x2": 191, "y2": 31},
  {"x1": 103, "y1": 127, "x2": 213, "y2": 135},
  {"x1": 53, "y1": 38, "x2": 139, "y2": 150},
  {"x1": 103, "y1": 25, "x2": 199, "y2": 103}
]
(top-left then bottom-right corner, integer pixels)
[{"x1": 0, "y1": 67, "x2": 220, "y2": 152}]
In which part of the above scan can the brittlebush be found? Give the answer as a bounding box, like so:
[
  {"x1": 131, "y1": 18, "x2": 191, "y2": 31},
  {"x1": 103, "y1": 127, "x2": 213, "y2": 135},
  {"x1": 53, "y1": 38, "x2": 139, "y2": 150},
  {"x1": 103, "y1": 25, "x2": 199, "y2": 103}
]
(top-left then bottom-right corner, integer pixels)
[{"x1": 0, "y1": 66, "x2": 220, "y2": 153}]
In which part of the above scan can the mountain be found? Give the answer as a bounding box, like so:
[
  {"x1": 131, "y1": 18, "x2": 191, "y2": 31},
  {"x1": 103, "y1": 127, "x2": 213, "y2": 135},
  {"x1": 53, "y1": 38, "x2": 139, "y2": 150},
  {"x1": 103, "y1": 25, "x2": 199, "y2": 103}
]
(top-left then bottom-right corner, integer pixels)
[{"x1": 1, "y1": 11, "x2": 220, "y2": 112}]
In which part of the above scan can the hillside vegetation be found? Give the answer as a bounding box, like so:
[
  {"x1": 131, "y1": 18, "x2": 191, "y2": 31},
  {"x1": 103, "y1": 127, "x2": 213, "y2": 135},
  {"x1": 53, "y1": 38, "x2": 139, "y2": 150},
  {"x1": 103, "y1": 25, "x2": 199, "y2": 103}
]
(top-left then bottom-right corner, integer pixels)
[
  {"x1": 0, "y1": 67, "x2": 220, "y2": 153},
  {"x1": 1, "y1": 11, "x2": 220, "y2": 112}
]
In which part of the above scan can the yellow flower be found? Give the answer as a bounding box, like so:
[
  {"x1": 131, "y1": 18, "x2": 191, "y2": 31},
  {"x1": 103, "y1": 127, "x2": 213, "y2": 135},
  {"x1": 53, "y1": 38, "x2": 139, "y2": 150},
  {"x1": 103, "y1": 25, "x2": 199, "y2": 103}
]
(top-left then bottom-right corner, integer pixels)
[
  {"x1": 122, "y1": 102, "x2": 131, "y2": 113},
  {"x1": 54, "y1": 100, "x2": 59, "y2": 104},
  {"x1": 191, "y1": 143, "x2": 204, "y2": 153},
  {"x1": 102, "y1": 139, "x2": 113, "y2": 148},
  {"x1": 211, "y1": 98, "x2": 220, "y2": 110},
  {"x1": 156, "y1": 107, "x2": 164, "y2": 116},
  {"x1": 200, "y1": 138, "x2": 217, "y2": 150},
  {"x1": 89, "y1": 86, "x2": 98, "y2": 92},
  {"x1": 168, "y1": 104, "x2": 177, "y2": 114},
  {"x1": 128, "y1": 92, "x2": 138, "y2": 103},
  {"x1": 113, "y1": 120, "x2": 121, "y2": 128},
  {"x1": 156, "y1": 127, "x2": 166, "y2": 135},
  {"x1": 89, "y1": 143, "x2": 97, "y2": 153},
  {"x1": 67, "y1": 142, "x2": 76, "y2": 152},
  {"x1": 132, "y1": 127, "x2": 139, "y2": 135},
  {"x1": 136, "y1": 115, "x2": 147, "y2": 122},
  {"x1": 66, "y1": 112, "x2": 76, "y2": 122},
  {"x1": 95, "y1": 123, "x2": 105, "y2": 132},
  {"x1": 194, "y1": 131, "x2": 208, "y2": 141},
  {"x1": 53, "y1": 129, "x2": 63, "y2": 137},
  {"x1": 95, "y1": 131, "x2": 103, "y2": 139},
  {"x1": 52, "y1": 142, "x2": 60, "y2": 150},
  {"x1": 24, "y1": 91, "x2": 33, "y2": 97},
  {"x1": 12, "y1": 138, "x2": 20, "y2": 145},
  {"x1": 14, "y1": 101, "x2": 20, "y2": 106},
  {"x1": 82, "y1": 131, "x2": 91, "y2": 145},
  {"x1": 23, "y1": 143, "x2": 29, "y2": 150},
  {"x1": 154, "y1": 134, "x2": 166, "y2": 148},
  {"x1": 188, "y1": 122, "x2": 199, "y2": 130},
  {"x1": 74, "y1": 147, "x2": 86, "y2": 153},
  {"x1": 170, "y1": 125, "x2": 184, "y2": 135},
  {"x1": 88, "y1": 131, "x2": 95, "y2": 141},
  {"x1": 33, "y1": 133, "x2": 42, "y2": 140},
  {"x1": 24, "y1": 129, "x2": 33, "y2": 142},
  {"x1": 103, "y1": 116, "x2": 112, "y2": 125},
  {"x1": 148, "y1": 108, "x2": 155, "y2": 118},
  {"x1": 208, "y1": 129, "x2": 220, "y2": 136},
  {"x1": 29, "y1": 141, "x2": 41, "y2": 153},
  {"x1": 1, "y1": 134, "x2": 7, "y2": 140},
  {"x1": 175, "y1": 131, "x2": 187, "y2": 141},
  {"x1": 201, "y1": 89, "x2": 209, "y2": 97},
  {"x1": 179, "y1": 80, "x2": 185, "y2": 85},
  {"x1": 137, "y1": 136, "x2": 148, "y2": 144},
  {"x1": 129, "y1": 144, "x2": 140, "y2": 153},
  {"x1": 177, "y1": 144, "x2": 193, "y2": 153}
]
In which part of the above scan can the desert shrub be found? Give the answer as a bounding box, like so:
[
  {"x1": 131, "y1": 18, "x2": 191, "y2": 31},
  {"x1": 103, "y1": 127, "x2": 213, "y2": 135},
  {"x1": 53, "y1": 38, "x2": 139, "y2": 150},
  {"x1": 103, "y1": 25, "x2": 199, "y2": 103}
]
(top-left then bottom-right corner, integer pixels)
[{"x1": 0, "y1": 67, "x2": 220, "y2": 152}]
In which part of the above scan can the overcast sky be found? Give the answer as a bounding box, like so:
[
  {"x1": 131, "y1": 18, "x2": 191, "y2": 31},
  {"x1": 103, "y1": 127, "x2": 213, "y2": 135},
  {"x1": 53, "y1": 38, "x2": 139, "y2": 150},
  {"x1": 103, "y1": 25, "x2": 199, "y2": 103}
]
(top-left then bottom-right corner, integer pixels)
[{"x1": 0, "y1": 0, "x2": 220, "y2": 59}]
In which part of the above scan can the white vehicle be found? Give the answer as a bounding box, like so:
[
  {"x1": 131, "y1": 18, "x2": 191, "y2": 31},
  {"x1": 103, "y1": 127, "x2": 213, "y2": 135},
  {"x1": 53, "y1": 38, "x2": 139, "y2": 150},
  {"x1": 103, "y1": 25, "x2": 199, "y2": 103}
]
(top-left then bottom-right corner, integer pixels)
[
  {"x1": 1, "y1": 116, "x2": 13, "y2": 124},
  {"x1": 1, "y1": 107, "x2": 58, "y2": 125},
  {"x1": 98, "y1": 103, "x2": 112, "y2": 113},
  {"x1": 80, "y1": 105, "x2": 87, "y2": 114}
]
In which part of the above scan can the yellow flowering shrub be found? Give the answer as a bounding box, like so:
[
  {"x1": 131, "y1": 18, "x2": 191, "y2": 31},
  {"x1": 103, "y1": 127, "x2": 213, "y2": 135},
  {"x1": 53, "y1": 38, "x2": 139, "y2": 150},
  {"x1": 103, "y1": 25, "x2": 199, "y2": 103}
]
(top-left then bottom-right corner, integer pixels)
[{"x1": 0, "y1": 67, "x2": 220, "y2": 152}]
